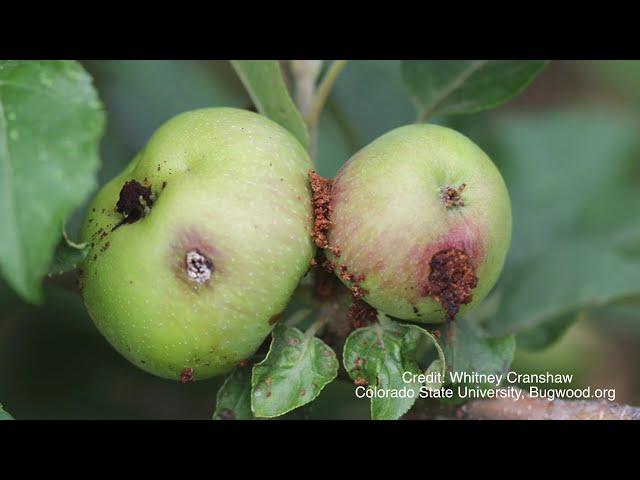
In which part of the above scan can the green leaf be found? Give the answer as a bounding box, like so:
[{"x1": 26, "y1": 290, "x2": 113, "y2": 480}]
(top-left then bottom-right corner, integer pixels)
[
  {"x1": 423, "y1": 359, "x2": 445, "y2": 391},
  {"x1": 0, "y1": 60, "x2": 105, "y2": 303},
  {"x1": 343, "y1": 315, "x2": 445, "y2": 420},
  {"x1": 491, "y1": 240, "x2": 640, "y2": 338},
  {"x1": 484, "y1": 110, "x2": 640, "y2": 342},
  {"x1": 230, "y1": 61, "x2": 309, "y2": 148},
  {"x1": 47, "y1": 229, "x2": 89, "y2": 277},
  {"x1": 581, "y1": 298, "x2": 640, "y2": 338},
  {"x1": 515, "y1": 312, "x2": 579, "y2": 351},
  {"x1": 251, "y1": 324, "x2": 338, "y2": 418},
  {"x1": 444, "y1": 317, "x2": 515, "y2": 384},
  {"x1": 213, "y1": 366, "x2": 254, "y2": 420},
  {"x1": 401, "y1": 60, "x2": 548, "y2": 120},
  {"x1": 0, "y1": 404, "x2": 13, "y2": 420},
  {"x1": 495, "y1": 110, "x2": 640, "y2": 263}
]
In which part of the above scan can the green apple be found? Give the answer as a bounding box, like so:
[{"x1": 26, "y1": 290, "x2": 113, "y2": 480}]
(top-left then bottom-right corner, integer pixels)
[
  {"x1": 326, "y1": 124, "x2": 512, "y2": 324},
  {"x1": 79, "y1": 108, "x2": 314, "y2": 381}
]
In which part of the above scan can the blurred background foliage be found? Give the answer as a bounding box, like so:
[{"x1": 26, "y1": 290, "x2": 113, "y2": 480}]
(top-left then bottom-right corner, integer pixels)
[{"x1": 1, "y1": 61, "x2": 639, "y2": 419}]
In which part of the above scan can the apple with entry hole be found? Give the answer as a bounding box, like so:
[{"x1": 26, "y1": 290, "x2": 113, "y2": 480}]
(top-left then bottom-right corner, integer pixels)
[
  {"x1": 79, "y1": 108, "x2": 315, "y2": 381},
  {"x1": 325, "y1": 124, "x2": 512, "y2": 324}
]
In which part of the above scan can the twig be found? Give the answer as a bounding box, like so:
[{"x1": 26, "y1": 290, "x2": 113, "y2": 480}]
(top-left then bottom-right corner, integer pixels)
[
  {"x1": 305, "y1": 315, "x2": 332, "y2": 339},
  {"x1": 306, "y1": 60, "x2": 349, "y2": 129},
  {"x1": 289, "y1": 60, "x2": 349, "y2": 161},
  {"x1": 289, "y1": 60, "x2": 323, "y2": 118},
  {"x1": 460, "y1": 388, "x2": 640, "y2": 420},
  {"x1": 284, "y1": 308, "x2": 312, "y2": 328},
  {"x1": 305, "y1": 301, "x2": 339, "y2": 339}
]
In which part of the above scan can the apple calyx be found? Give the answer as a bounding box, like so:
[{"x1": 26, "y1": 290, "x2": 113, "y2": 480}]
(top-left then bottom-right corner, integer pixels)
[
  {"x1": 185, "y1": 250, "x2": 214, "y2": 284},
  {"x1": 180, "y1": 368, "x2": 195, "y2": 384},
  {"x1": 441, "y1": 183, "x2": 466, "y2": 208}
]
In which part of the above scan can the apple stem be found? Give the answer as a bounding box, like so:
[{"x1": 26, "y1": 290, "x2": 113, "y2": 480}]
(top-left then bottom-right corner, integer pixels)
[
  {"x1": 289, "y1": 60, "x2": 323, "y2": 118},
  {"x1": 306, "y1": 60, "x2": 349, "y2": 130},
  {"x1": 284, "y1": 308, "x2": 313, "y2": 328},
  {"x1": 290, "y1": 60, "x2": 349, "y2": 162},
  {"x1": 304, "y1": 314, "x2": 331, "y2": 339}
]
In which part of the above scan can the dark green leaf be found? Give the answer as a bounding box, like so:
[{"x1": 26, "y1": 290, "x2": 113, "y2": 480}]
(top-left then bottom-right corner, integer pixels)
[
  {"x1": 515, "y1": 312, "x2": 580, "y2": 351},
  {"x1": 0, "y1": 60, "x2": 105, "y2": 303},
  {"x1": 231, "y1": 61, "x2": 309, "y2": 148},
  {"x1": 444, "y1": 317, "x2": 515, "y2": 384},
  {"x1": 251, "y1": 324, "x2": 338, "y2": 418},
  {"x1": 213, "y1": 366, "x2": 253, "y2": 420},
  {"x1": 582, "y1": 298, "x2": 640, "y2": 338},
  {"x1": 485, "y1": 110, "x2": 640, "y2": 342},
  {"x1": 343, "y1": 315, "x2": 445, "y2": 420},
  {"x1": 491, "y1": 241, "x2": 640, "y2": 338},
  {"x1": 402, "y1": 60, "x2": 548, "y2": 120},
  {"x1": 47, "y1": 230, "x2": 89, "y2": 277}
]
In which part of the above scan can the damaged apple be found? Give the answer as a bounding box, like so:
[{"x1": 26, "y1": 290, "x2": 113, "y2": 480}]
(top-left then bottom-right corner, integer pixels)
[
  {"x1": 324, "y1": 124, "x2": 512, "y2": 323},
  {"x1": 79, "y1": 108, "x2": 315, "y2": 381}
]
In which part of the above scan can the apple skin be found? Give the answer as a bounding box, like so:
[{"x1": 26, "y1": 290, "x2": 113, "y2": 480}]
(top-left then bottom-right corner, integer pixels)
[
  {"x1": 326, "y1": 124, "x2": 512, "y2": 324},
  {"x1": 79, "y1": 108, "x2": 314, "y2": 381}
]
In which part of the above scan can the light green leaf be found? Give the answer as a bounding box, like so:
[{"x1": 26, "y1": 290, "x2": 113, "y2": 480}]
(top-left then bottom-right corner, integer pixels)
[
  {"x1": 213, "y1": 366, "x2": 253, "y2": 420},
  {"x1": 343, "y1": 315, "x2": 445, "y2": 420},
  {"x1": 0, "y1": 60, "x2": 105, "y2": 303},
  {"x1": 251, "y1": 324, "x2": 338, "y2": 418},
  {"x1": 231, "y1": 61, "x2": 309, "y2": 148},
  {"x1": 424, "y1": 359, "x2": 445, "y2": 391},
  {"x1": 402, "y1": 60, "x2": 548, "y2": 120},
  {"x1": 0, "y1": 404, "x2": 13, "y2": 420}
]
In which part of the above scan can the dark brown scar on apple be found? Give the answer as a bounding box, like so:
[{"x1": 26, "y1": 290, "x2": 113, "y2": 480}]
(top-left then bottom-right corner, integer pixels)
[
  {"x1": 113, "y1": 180, "x2": 155, "y2": 230},
  {"x1": 268, "y1": 313, "x2": 283, "y2": 325},
  {"x1": 423, "y1": 248, "x2": 478, "y2": 322},
  {"x1": 441, "y1": 183, "x2": 466, "y2": 208},
  {"x1": 180, "y1": 368, "x2": 195, "y2": 383}
]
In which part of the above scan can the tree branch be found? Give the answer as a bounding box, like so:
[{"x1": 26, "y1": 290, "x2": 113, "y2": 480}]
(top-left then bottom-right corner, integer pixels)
[{"x1": 460, "y1": 388, "x2": 640, "y2": 420}]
